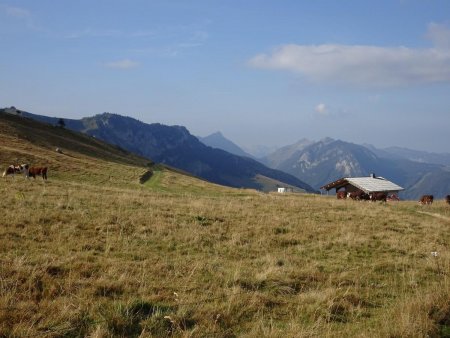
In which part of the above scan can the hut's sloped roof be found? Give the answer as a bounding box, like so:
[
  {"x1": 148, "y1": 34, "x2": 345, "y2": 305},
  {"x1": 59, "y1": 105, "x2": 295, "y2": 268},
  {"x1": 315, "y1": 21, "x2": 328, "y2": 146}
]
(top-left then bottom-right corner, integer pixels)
[
  {"x1": 346, "y1": 177, "x2": 404, "y2": 193},
  {"x1": 320, "y1": 176, "x2": 404, "y2": 193}
]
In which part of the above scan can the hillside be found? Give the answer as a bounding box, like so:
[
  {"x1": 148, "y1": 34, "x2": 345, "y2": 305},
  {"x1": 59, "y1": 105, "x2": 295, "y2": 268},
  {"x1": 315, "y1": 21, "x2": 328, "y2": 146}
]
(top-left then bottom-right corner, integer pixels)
[
  {"x1": 261, "y1": 138, "x2": 314, "y2": 167},
  {"x1": 1, "y1": 110, "x2": 149, "y2": 168},
  {"x1": 404, "y1": 167, "x2": 450, "y2": 198},
  {"x1": 1, "y1": 168, "x2": 450, "y2": 336},
  {"x1": 19, "y1": 111, "x2": 315, "y2": 193},
  {"x1": 365, "y1": 144, "x2": 450, "y2": 166},
  {"x1": 0, "y1": 111, "x2": 234, "y2": 194}
]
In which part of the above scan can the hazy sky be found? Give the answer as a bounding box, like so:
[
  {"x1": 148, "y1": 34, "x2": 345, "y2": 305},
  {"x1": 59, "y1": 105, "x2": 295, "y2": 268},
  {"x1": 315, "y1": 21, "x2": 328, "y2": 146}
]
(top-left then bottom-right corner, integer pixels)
[{"x1": 1, "y1": 1, "x2": 450, "y2": 152}]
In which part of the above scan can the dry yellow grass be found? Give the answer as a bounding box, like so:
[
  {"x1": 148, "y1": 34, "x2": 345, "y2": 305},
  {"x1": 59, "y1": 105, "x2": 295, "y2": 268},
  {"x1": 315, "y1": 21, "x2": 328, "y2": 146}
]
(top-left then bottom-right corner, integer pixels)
[{"x1": 1, "y1": 113, "x2": 449, "y2": 337}]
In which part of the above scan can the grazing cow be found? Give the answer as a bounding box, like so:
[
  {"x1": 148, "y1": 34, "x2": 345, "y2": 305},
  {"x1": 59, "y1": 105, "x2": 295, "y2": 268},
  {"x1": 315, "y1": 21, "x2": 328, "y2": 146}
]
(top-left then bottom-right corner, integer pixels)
[
  {"x1": 2, "y1": 164, "x2": 29, "y2": 178},
  {"x1": 336, "y1": 191, "x2": 347, "y2": 199},
  {"x1": 28, "y1": 166, "x2": 48, "y2": 180},
  {"x1": 445, "y1": 195, "x2": 450, "y2": 205},
  {"x1": 370, "y1": 192, "x2": 388, "y2": 202},
  {"x1": 387, "y1": 194, "x2": 400, "y2": 202},
  {"x1": 348, "y1": 190, "x2": 370, "y2": 201},
  {"x1": 419, "y1": 195, "x2": 434, "y2": 205}
]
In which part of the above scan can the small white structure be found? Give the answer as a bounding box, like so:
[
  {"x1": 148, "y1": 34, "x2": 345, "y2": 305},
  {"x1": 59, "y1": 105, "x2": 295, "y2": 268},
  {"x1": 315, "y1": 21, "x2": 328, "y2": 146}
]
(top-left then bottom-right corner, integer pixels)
[{"x1": 278, "y1": 187, "x2": 293, "y2": 193}]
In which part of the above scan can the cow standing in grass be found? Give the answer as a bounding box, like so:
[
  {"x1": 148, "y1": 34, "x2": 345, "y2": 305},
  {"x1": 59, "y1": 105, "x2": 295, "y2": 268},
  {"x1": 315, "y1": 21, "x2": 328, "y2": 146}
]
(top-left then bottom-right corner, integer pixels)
[
  {"x1": 445, "y1": 195, "x2": 450, "y2": 205},
  {"x1": 28, "y1": 166, "x2": 48, "y2": 180},
  {"x1": 419, "y1": 195, "x2": 434, "y2": 205},
  {"x1": 387, "y1": 194, "x2": 400, "y2": 202},
  {"x1": 2, "y1": 164, "x2": 29, "y2": 178}
]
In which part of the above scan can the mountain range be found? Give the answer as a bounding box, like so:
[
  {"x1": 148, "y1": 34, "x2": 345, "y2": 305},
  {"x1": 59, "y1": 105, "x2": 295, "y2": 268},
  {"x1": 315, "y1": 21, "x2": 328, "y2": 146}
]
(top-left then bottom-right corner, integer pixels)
[
  {"x1": 4, "y1": 107, "x2": 449, "y2": 199},
  {"x1": 363, "y1": 144, "x2": 450, "y2": 167},
  {"x1": 199, "y1": 131, "x2": 450, "y2": 199},
  {"x1": 9, "y1": 109, "x2": 314, "y2": 193},
  {"x1": 262, "y1": 138, "x2": 450, "y2": 199}
]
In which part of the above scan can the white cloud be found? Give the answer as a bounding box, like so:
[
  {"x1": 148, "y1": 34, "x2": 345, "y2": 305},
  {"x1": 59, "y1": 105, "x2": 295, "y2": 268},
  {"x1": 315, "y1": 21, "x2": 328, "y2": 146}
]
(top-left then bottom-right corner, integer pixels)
[
  {"x1": 426, "y1": 22, "x2": 450, "y2": 50},
  {"x1": 4, "y1": 5, "x2": 31, "y2": 18},
  {"x1": 104, "y1": 59, "x2": 140, "y2": 69},
  {"x1": 1, "y1": 5, "x2": 45, "y2": 32},
  {"x1": 315, "y1": 103, "x2": 328, "y2": 116},
  {"x1": 249, "y1": 24, "x2": 450, "y2": 87}
]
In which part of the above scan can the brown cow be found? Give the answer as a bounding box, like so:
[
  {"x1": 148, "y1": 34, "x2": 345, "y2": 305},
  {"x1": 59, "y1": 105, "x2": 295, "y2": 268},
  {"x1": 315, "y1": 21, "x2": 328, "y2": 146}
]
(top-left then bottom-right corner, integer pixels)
[
  {"x1": 445, "y1": 195, "x2": 450, "y2": 205},
  {"x1": 419, "y1": 195, "x2": 434, "y2": 205},
  {"x1": 387, "y1": 194, "x2": 400, "y2": 202},
  {"x1": 370, "y1": 192, "x2": 387, "y2": 202},
  {"x1": 336, "y1": 191, "x2": 347, "y2": 199},
  {"x1": 28, "y1": 166, "x2": 48, "y2": 180}
]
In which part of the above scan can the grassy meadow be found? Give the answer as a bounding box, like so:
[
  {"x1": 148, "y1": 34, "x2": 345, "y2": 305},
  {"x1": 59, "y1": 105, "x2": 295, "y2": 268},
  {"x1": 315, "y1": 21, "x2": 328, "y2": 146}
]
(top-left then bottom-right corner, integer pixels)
[{"x1": 1, "y1": 113, "x2": 450, "y2": 337}]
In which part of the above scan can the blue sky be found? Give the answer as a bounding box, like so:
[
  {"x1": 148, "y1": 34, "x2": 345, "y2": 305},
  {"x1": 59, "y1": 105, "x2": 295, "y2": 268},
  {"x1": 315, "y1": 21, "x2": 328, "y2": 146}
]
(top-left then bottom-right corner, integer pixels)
[{"x1": 1, "y1": 1, "x2": 450, "y2": 153}]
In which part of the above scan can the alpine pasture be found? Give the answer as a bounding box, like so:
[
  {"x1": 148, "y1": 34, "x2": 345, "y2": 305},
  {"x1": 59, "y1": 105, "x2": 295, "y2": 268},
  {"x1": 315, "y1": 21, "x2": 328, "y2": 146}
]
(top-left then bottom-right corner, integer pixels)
[{"x1": 1, "y1": 113, "x2": 449, "y2": 337}]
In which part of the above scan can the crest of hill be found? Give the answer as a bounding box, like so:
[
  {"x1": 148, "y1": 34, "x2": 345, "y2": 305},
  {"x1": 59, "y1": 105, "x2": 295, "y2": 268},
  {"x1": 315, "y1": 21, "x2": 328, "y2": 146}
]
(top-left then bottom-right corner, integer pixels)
[
  {"x1": 0, "y1": 111, "x2": 149, "y2": 167},
  {"x1": 0, "y1": 111, "x2": 229, "y2": 192}
]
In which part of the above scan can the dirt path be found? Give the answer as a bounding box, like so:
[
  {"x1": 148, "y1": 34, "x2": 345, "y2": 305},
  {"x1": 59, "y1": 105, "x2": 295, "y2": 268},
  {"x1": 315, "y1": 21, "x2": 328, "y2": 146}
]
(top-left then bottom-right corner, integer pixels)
[{"x1": 417, "y1": 211, "x2": 450, "y2": 222}]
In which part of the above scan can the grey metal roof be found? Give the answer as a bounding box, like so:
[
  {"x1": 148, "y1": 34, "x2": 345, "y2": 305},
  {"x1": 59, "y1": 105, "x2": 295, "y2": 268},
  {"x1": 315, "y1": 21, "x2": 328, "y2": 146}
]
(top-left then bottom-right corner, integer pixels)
[{"x1": 345, "y1": 177, "x2": 404, "y2": 193}]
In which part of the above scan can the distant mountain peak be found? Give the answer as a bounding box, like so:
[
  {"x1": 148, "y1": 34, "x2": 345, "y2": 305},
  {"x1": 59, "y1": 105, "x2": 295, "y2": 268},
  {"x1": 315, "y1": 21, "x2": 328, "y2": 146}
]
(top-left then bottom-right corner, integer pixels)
[{"x1": 199, "y1": 131, "x2": 253, "y2": 158}]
